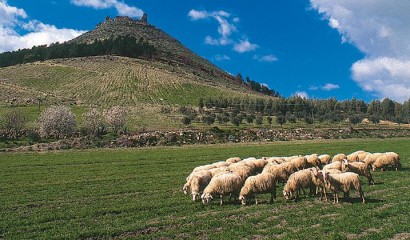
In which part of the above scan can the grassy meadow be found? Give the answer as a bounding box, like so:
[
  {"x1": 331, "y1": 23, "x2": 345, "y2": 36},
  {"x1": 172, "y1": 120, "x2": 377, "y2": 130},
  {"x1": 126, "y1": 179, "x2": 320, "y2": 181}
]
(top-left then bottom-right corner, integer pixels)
[{"x1": 1, "y1": 138, "x2": 409, "y2": 239}]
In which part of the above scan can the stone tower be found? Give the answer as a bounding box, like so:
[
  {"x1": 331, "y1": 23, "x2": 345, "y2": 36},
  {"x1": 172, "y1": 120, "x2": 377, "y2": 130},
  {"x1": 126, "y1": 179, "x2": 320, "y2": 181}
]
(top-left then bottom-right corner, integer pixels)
[{"x1": 141, "y1": 13, "x2": 148, "y2": 23}]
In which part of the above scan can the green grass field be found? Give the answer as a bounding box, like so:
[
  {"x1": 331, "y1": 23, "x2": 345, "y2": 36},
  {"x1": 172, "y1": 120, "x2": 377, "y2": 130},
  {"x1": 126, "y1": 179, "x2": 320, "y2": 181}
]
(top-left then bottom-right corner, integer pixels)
[{"x1": 1, "y1": 138, "x2": 409, "y2": 239}]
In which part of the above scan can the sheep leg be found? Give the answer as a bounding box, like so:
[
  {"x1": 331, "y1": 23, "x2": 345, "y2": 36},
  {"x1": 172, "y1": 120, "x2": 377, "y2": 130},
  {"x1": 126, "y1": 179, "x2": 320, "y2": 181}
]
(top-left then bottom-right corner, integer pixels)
[
  {"x1": 220, "y1": 195, "x2": 223, "y2": 205},
  {"x1": 255, "y1": 196, "x2": 259, "y2": 205},
  {"x1": 368, "y1": 172, "x2": 375, "y2": 185},
  {"x1": 301, "y1": 188, "x2": 307, "y2": 196},
  {"x1": 269, "y1": 193, "x2": 273, "y2": 204},
  {"x1": 357, "y1": 186, "x2": 365, "y2": 204}
]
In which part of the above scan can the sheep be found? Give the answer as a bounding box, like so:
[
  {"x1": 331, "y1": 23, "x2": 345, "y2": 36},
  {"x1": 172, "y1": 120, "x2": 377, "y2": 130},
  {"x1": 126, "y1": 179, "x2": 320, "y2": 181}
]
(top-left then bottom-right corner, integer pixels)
[
  {"x1": 357, "y1": 152, "x2": 371, "y2": 161},
  {"x1": 332, "y1": 154, "x2": 347, "y2": 162},
  {"x1": 322, "y1": 161, "x2": 342, "y2": 171},
  {"x1": 363, "y1": 153, "x2": 383, "y2": 167},
  {"x1": 211, "y1": 161, "x2": 231, "y2": 168},
  {"x1": 318, "y1": 154, "x2": 332, "y2": 165},
  {"x1": 208, "y1": 166, "x2": 229, "y2": 176},
  {"x1": 262, "y1": 163, "x2": 291, "y2": 184},
  {"x1": 283, "y1": 168, "x2": 316, "y2": 201},
  {"x1": 226, "y1": 157, "x2": 241, "y2": 164},
  {"x1": 289, "y1": 156, "x2": 307, "y2": 170},
  {"x1": 201, "y1": 172, "x2": 243, "y2": 205},
  {"x1": 372, "y1": 153, "x2": 401, "y2": 171},
  {"x1": 310, "y1": 168, "x2": 342, "y2": 201},
  {"x1": 322, "y1": 171, "x2": 365, "y2": 204},
  {"x1": 346, "y1": 153, "x2": 359, "y2": 162},
  {"x1": 239, "y1": 172, "x2": 278, "y2": 205},
  {"x1": 266, "y1": 157, "x2": 286, "y2": 164},
  {"x1": 227, "y1": 163, "x2": 255, "y2": 180},
  {"x1": 351, "y1": 150, "x2": 366, "y2": 155},
  {"x1": 342, "y1": 159, "x2": 375, "y2": 185},
  {"x1": 305, "y1": 154, "x2": 322, "y2": 168},
  {"x1": 183, "y1": 170, "x2": 213, "y2": 200},
  {"x1": 246, "y1": 158, "x2": 268, "y2": 173}
]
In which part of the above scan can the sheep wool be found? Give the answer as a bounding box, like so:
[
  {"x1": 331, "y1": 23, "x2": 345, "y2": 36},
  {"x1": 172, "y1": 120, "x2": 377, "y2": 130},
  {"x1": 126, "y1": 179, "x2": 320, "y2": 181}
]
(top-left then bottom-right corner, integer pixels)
[
  {"x1": 318, "y1": 154, "x2": 332, "y2": 165},
  {"x1": 201, "y1": 172, "x2": 243, "y2": 205},
  {"x1": 283, "y1": 168, "x2": 315, "y2": 200},
  {"x1": 332, "y1": 154, "x2": 347, "y2": 162},
  {"x1": 342, "y1": 159, "x2": 375, "y2": 185},
  {"x1": 239, "y1": 173, "x2": 277, "y2": 205},
  {"x1": 323, "y1": 171, "x2": 365, "y2": 204}
]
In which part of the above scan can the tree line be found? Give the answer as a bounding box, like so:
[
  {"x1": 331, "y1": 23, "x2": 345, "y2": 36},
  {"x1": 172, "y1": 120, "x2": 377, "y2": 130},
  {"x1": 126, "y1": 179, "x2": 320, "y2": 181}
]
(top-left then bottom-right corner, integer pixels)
[
  {"x1": 180, "y1": 96, "x2": 410, "y2": 126},
  {"x1": 234, "y1": 73, "x2": 280, "y2": 97},
  {"x1": 0, "y1": 36, "x2": 156, "y2": 67}
]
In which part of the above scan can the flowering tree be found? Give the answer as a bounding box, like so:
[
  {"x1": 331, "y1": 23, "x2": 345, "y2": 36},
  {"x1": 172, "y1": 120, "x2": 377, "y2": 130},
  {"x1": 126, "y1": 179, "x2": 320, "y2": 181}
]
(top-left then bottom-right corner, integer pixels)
[
  {"x1": 82, "y1": 108, "x2": 104, "y2": 136},
  {"x1": 103, "y1": 106, "x2": 128, "y2": 134},
  {"x1": 38, "y1": 105, "x2": 76, "y2": 139}
]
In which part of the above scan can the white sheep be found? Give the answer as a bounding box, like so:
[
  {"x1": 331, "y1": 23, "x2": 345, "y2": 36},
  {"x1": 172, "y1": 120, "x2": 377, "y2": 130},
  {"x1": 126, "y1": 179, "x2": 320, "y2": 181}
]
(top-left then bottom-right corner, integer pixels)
[
  {"x1": 201, "y1": 172, "x2": 243, "y2": 205},
  {"x1": 372, "y1": 152, "x2": 401, "y2": 171},
  {"x1": 322, "y1": 161, "x2": 342, "y2": 171},
  {"x1": 310, "y1": 168, "x2": 341, "y2": 201},
  {"x1": 305, "y1": 154, "x2": 322, "y2": 168},
  {"x1": 342, "y1": 159, "x2": 374, "y2": 185},
  {"x1": 228, "y1": 163, "x2": 255, "y2": 180},
  {"x1": 322, "y1": 171, "x2": 365, "y2": 204},
  {"x1": 346, "y1": 153, "x2": 359, "y2": 162},
  {"x1": 362, "y1": 153, "x2": 382, "y2": 167},
  {"x1": 283, "y1": 168, "x2": 316, "y2": 201},
  {"x1": 289, "y1": 156, "x2": 307, "y2": 170},
  {"x1": 262, "y1": 163, "x2": 291, "y2": 184},
  {"x1": 226, "y1": 157, "x2": 241, "y2": 164},
  {"x1": 318, "y1": 154, "x2": 332, "y2": 165},
  {"x1": 239, "y1": 172, "x2": 278, "y2": 205},
  {"x1": 332, "y1": 153, "x2": 347, "y2": 162},
  {"x1": 183, "y1": 170, "x2": 213, "y2": 200},
  {"x1": 357, "y1": 152, "x2": 370, "y2": 161}
]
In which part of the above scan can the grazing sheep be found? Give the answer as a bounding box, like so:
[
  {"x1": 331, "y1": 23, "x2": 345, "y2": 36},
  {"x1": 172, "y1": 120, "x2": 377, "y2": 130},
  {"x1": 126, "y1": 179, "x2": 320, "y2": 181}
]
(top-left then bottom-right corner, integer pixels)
[
  {"x1": 201, "y1": 172, "x2": 243, "y2": 205},
  {"x1": 332, "y1": 154, "x2": 347, "y2": 162},
  {"x1": 289, "y1": 156, "x2": 307, "y2": 170},
  {"x1": 305, "y1": 154, "x2": 322, "y2": 168},
  {"x1": 226, "y1": 157, "x2": 241, "y2": 164},
  {"x1": 248, "y1": 158, "x2": 268, "y2": 173},
  {"x1": 342, "y1": 159, "x2": 375, "y2": 185},
  {"x1": 318, "y1": 154, "x2": 332, "y2": 165},
  {"x1": 322, "y1": 171, "x2": 365, "y2": 204},
  {"x1": 262, "y1": 163, "x2": 291, "y2": 184},
  {"x1": 266, "y1": 157, "x2": 286, "y2": 164},
  {"x1": 239, "y1": 173, "x2": 278, "y2": 205},
  {"x1": 228, "y1": 163, "x2": 255, "y2": 180},
  {"x1": 322, "y1": 161, "x2": 342, "y2": 171},
  {"x1": 351, "y1": 150, "x2": 366, "y2": 155},
  {"x1": 183, "y1": 170, "x2": 212, "y2": 199},
  {"x1": 357, "y1": 152, "x2": 371, "y2": 161},
  {"x1": 211, "y1": 161, "x2": 231, "y2": 168},
  {"x1": 208, "y1": 166, "x2": 229, "y2": 176},
  {"x1": 346, "y1": 153, "x2": 359, "y2": 162},
  {"x1": 310, "y1": 168, "x2": 342, "y2": 201},
  {"x1": 283, "y1": 169, "x2": 316, "y2": 200},
  {"x1": 363, "y1": 153, "x2": 383, "y2": 167},
  {"x1": 372, "y1": 153, "x2": 401, "y2": 171}
]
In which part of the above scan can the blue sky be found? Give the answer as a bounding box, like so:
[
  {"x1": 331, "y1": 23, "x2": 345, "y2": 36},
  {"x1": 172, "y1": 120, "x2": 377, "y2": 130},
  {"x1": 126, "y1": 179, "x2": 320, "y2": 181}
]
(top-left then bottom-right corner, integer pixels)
[{"x1": 1, "y1": 0, "x2": 410, "y2": 103}]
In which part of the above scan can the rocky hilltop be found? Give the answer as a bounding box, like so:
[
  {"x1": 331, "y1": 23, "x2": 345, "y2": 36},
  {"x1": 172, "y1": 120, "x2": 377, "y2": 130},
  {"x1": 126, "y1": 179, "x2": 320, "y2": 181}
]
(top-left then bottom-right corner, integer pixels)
[{"x1": 70, "y1": 15, "x2": 238, "y2": 85}]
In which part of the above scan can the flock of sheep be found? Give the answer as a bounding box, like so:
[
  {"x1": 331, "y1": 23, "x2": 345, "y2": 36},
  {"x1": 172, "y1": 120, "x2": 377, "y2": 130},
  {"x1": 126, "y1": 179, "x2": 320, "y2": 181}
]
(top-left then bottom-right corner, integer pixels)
[{"x1": 183, "y1": 151, "x2": 401, "y2": 205}]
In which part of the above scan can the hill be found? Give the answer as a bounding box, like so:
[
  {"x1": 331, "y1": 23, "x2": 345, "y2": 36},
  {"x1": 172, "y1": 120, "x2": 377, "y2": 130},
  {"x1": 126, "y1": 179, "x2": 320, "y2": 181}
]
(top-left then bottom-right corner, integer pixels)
[{"x1": 0, "y1": 16, "x2": 276, "y2": 107}]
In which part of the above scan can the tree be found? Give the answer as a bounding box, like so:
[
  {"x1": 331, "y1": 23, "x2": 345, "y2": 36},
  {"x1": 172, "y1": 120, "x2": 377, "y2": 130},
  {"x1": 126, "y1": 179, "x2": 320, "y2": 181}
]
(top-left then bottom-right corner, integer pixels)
[
  {"x1": 231, "y1": 117, "x2": 241, "y2": 126},
  {"x1": 246, "y1": 114, "x2": 255, "y2": 124},
  {"x1": 103, "y1": 106, "x2": 128, "y2": 134},
  {"x1": 266, "y1": 116, "x2": 273, "y2": 125},
  {"x1": 0, "y1": 108, "x2": 27, "y2": 139},
  {"x1": 255, "y1": 116, "x2": 263, "y2": 126},
  {"x1": 369, "y1": 114, "x2": 380, "y2": 125},
  {"x1": 182, "y1": 116, "x2": 191, "y2": 125},
  {"x1": 198, "y1": 98, "x2": 204, "y2": 113},
  {"x1": 38, "y1": 105, "x2": 76, "y2": 139},
  {"x1": 350, "y1": 114, "x2": 363, "y2": 126},
  {"x1": 276, "y1": 115, "x2": 286, "y2": 128},
  {"x1": 304, "y1": 115, "x2": 314, "y2": 125},
  {"x1": 381, "y1": 98, "x2": 395, "y2": 120},
  {"x1": 82, "y1": 108, "x2": 104, "y2": 136},
  {"x1": 202, "y1": 114, "x2": 215, "y2": 125}
]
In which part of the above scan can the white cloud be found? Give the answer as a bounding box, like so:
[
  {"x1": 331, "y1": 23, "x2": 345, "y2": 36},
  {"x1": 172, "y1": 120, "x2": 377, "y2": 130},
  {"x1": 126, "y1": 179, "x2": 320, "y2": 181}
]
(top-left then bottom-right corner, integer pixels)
[
  {"x1": 213, "y1": 54, "x2": 230, "y2": 61},
  {"x1": 310, "y1": 0, "x2": 410, "y2": 102},
  {"x1": 322, "y1": 83, "x2": 340, "y2": 91},
  {"x1": 233, "y1": 39, "x2": 258, "y2": 53},
  {"x1": 189, "y1": 9, "x2": 237, "y2": 47},
  {"x1": 188, "y1": 9, "x2": 208, "y2": 20},
  {"x1": 294, "y1": 91, "x2": 309, "y2": 99},
  {"x1": 71, "y1": 0, "x2": 143, "y2": 18},
  {"x1": 253, "y1": 54, "x2": 278, "y2": 62},
  {"x1": 0, "y1": 1, "x2": 85, "y2": 53}
]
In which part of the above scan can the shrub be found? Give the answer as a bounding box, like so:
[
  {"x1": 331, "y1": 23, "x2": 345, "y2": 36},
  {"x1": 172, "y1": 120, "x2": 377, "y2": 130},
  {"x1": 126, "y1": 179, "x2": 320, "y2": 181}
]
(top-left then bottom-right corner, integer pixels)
[
  {"x1": 103, "y1": 106, "x2": 128, "y2": 134},
  {"x1": 38, "y1": 105, "x2": 76, "y2": 139},
  {"x1": 82, "y1": 108, "x2": 104, "y2": 136},
  {"x1": 276, "y1": 115, "x2": 286, "y2": 127},
  {"x1": 182, "y1": 116, "x2": 191, "y2": 125},
  {"x1": 255, "y1": 116, "x2": 263, "y2": 125},
  {"x1": 266, "y1": 116, "x2": 273, "y2": 125},
  {"x1": 0, "y1": 108, "x2": 27, "y2": 139}
]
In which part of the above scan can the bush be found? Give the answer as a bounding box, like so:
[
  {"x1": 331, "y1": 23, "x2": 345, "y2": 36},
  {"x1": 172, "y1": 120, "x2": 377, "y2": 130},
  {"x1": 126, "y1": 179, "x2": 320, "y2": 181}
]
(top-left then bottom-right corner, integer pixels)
[
  {"x1": 82, "y1": 108, "x2": 104, "y2": 136},
  {"x1": 276, "y1": 115, "x2": 286, "y2": 127},
  {"x1": 0, "y1": 108, "x2": 27, "y2": 139},
  {"x1": 266, "y1": 116, "x2": 273, "y2": 125},
  {"x1": 369, "y1": 114, "x2": 380, "y2": 124},
  {"x1": 38, "y1": 105, "x2": 76, "y2": 139},
  {"x1": 103, "y1": 106, "x2": 128, "y2": 134},
  {"x1": 255, "y1": 116, "x2": 263, "y2": 125},
  {"x1": 182, "y1": 116, "x2": 191, "y2": 125}
]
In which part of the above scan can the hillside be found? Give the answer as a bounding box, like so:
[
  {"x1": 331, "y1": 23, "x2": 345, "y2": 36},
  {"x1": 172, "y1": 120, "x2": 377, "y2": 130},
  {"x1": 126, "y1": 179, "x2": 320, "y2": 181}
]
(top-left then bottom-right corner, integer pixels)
[{"x1": 0, "y1": 16, "x2": 275, "y2": 107}]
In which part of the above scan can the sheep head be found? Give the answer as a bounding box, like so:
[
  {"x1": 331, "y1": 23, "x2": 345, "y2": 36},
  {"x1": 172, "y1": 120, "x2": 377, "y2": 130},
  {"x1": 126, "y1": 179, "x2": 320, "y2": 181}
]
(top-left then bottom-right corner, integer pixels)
[
  {"x1": 201, "y1": 193, "x2": 213, "y2": 204},
  {"x1": 182, "y1": 184, "x2": 189, "y2": 195},
  {"x1": 239, "y1": 195, "x2": 246, "y2": 205},
  {"x1": 283, "y1": 190, "x2": 292, "y2": 200}
]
